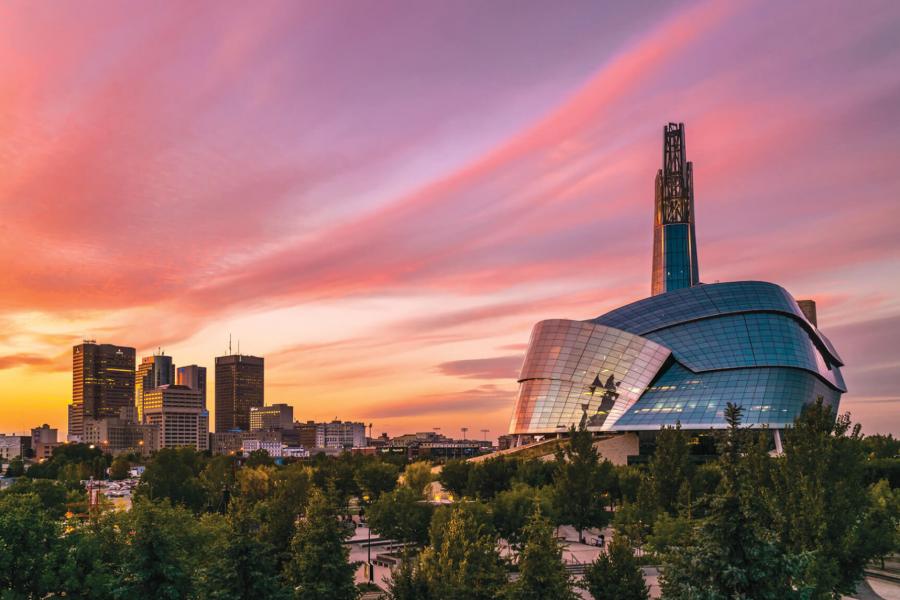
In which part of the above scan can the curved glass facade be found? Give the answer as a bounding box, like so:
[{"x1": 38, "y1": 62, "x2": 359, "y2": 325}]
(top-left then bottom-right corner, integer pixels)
[
  {"x1": 508, "y1": 281, "x2": 846, "y2": 434},
  {"x1": 509, "y1": 320, "x2": 670, "y2": 434}
]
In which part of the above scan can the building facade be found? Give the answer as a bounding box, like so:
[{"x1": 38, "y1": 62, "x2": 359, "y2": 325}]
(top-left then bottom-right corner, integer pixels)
[
  {"x1": 508, "y1": 123, "x2": 845, "y2": 438},
  {"x1": 69, "y1": 342, "x2": 136, "y2": 441},
  {"x1": 250, "y1": 403, "x2": 294, "y2": 431},
  {"x1": 82, "y1": 416, "x2": 159, "y2": 456},
  {"x1": 176, "y1": 365, "x2": 207, "y2": 405},
  {"x1": 142, "y1": 385, "x2": 209, "y2": 451},
  {"x1": 214, "y1": 354, "x2": 264, "y2": 432},
  {"x1": 0, "y1": 435, "x2": 30, "y2": 461},
  {"x1": 136, "y1": 353, "x2": 175, "y2": 422}
]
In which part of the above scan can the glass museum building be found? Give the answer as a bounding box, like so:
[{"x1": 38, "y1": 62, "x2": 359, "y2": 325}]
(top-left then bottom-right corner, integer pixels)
[{"x1": 508, "y1": 124, "x2": 845, "y2": 436}]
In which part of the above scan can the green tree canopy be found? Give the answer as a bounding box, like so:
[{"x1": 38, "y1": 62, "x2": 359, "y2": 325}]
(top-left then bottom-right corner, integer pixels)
[
  {"x1": 285, "y1": 486, "x2": 359, "y2": 600},
  {"x1": 583, "y1": 533, "x2": 649, "y2": 600},
  {"x1": 502, "y1": 506, "x2": 577, "y2": 600}
]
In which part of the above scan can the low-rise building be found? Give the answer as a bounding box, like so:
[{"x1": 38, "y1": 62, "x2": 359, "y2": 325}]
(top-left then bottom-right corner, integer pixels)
[
  {"x1": 0, "y1": 435, "x2": 30, "y2": 460},
  {"x1": 250, "y1": 403, "x2": 294, "y2": 431},
  {"x1": 83, "y1": 417, "x2": 159, "y2": 456}
]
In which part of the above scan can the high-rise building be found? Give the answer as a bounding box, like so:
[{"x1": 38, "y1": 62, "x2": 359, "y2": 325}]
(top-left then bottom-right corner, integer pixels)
[
  {"x1": 215, "y1": 354, "x2": 264, "y2": 432},
  {"x1": 142, "y1": 384, "x2": 209, "y2": 451},
  {"x1": 136, "y1": 353, "x2": 175, "y2": 422},
  {"x1": 250, "y1": 403, "x2": 294, "y2": 431},
  {"x1": 651, "y1": 123, "x2": 700, "y2": 296},
  {"x1": 176, "y1": 365, "x2": 207, "y2": 405},
  {"x1": 69, "y1": 342, "x2": 136, "y2": 441},
  {"x1": 323, "y1": 420, "x2": 366, "y2": 449}
]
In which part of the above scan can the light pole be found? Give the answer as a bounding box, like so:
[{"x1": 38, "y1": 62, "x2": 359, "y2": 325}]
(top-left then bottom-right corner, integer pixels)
[{"x1": 362, "y1": 493, "x2": 372, "y2": 582}]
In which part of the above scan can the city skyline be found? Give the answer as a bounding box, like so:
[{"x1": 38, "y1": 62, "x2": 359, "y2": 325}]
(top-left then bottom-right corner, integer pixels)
[{"x1": 1, "y1": 1, "x2": 900, "y2": 439}]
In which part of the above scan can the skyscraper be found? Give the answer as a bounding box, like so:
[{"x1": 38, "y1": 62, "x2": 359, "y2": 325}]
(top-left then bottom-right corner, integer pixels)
[
  {"x1": 651, "y1": 122, "x2": 700, "y2": 296},
  {"x1": 215, "y1": 354, "x2": 264, "y2": 432},
  {"x1": 69, "y1": 341, "x2": 136, "y2": 440},
  {"x1": 136, "y1": 353, "x2": 175, "y2": 422},
  {"x1": 176, "y1": 365, "x2": 207, "y2": 405}
]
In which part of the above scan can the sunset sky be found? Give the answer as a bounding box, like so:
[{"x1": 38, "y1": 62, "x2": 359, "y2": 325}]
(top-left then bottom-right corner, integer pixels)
[{"x1": 1, "y1": 1, "x2": 899, "y2": 440}]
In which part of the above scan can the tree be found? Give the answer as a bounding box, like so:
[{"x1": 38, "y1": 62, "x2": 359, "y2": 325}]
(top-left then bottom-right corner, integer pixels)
[
  {"x1": 195, "y1": 511, "x2": 290, "y2": 600},
  {"x1": 553, "y1": 425, "x2": 609, "y2": 542},
  {"x1": 467, "y1": 457, "x2": 518, "y2": 500},
  {"x1": 57, "y1": 511, "x2": 126, "y2": 599},
  {"x1": 245, "y1": 448, "x2": 275, "y2": 468},
  {"x1": 503, "y1": 506, "x2": 577, "y2": 600},
  {"x1": 429, "y1": 500, "x2": 494, "y2": 550},
  {"x1": 3, "y1": 477, "x2": 69, "y2": 518},
  {"x1": 285, "y1": 486, "x2": 359, "y2": 600},
  {"x1": 773, "y1": 399, "x2": 873, "y2": 598},
  {"x1": 661, "y1": 403, "x2": 810, "y2": 600},
  {"x1": 859, "y1": 479, "x2": 900, "y2": 570},
  {"x1": 385, "y1": 551, "x2": 430, "y2": 600},
  {"x1": 356, "y1": 460, "x2": 400, "y2": 501},
  {"x1": 118, "y1": 498, "x2": 205, "y2": 599},
  {"x1": 438, "y1": 459, "x2": 472, "y2": 498},
  {"x1": 645, "y1": 511, "x2": 692, "y2": 558},
  {"x1": 369, "y1": 485, "x2": 434, "y2": 545},
  {"x1": 401, "y1": 461, "x2": 433, "y2": 498},
  {"x1": 649, "y1": 424, "x2": 692, "y2": 516},
  {"x1": 200, "y1": 454, "x2": 238, "y2": 513},
  {"x1": 417, "y1": 506, "x2": 507, "y2": 600},
  {"x1": 492, "y1": 483, "x2": 548, "y2": 550},
  {"x1": 583, "y1": 534, "x2": 648, "y2": 600},
  {"x1": 5, "y1": 456, "x2": 25, "y2": 477},
  {"x1": 109, "y1": 455, "x2": 131, "y2": 480},
  {"x1": 136, "y1": 447, "x2": 206, "y2": 511},
  {"x1": 0, "y1": 492, "x2": 63, "y2": 597}
]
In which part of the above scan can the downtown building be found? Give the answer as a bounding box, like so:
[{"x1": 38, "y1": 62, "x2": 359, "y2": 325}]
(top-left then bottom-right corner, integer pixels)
[
  {"x1": 215, "y1": 354, "x2": 264, "y2": 432},
  {"x1": 508, "y1": 124, "x2": 845, "y2": 443},
  {"x1": 69, "y1": 341, "x2": 136, "y2": 441},
  {"x1": 135, "y1": 352, "x2": 175, "y2": 422},
  {"x1": 142, "y1": 384, "x2": 209, "y2": 452}
]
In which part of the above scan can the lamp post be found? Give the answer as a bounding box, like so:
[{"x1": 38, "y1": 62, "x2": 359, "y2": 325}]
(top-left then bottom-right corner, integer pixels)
[{"x1": 362, "y1": 493, "x2": 372, "y2": 582}]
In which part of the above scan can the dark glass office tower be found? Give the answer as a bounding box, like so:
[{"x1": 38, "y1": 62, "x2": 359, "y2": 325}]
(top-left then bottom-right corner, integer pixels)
[
  {"x1": 215, "y1": 354, "x2": 264, "y2": 432},
  {"x1": 70, "y1": 341, "x2": 136, "y2": 439},
  {"x1": 176, "y1": 365, "x2": 207, "y2": 406},
  {"x1": 651, "y1": 123, "x2": 700, "y2": 296}
]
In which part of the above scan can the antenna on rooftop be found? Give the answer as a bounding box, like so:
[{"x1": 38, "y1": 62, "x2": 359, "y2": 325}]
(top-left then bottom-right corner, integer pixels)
[{"x1": 228, "y1": 334, "x2": 232, "y2": 355}]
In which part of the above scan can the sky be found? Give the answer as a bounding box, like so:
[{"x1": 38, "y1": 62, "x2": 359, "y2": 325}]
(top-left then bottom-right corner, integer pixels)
[{"x1": 1, "y1": 0, "x2": 899, "y2": 441}]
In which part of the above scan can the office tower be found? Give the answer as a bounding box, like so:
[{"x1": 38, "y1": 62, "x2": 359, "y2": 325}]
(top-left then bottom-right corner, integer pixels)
[
  {"x1": 214, "y1": 354, "x2": 264, "y2": 432},
  {"x1": 69, "y1": 341, "x2": 136, "y2": 440},
  {"x1": 136, "y1": 353, "x2": 175, "y2": 422},
  {"x1": 651, "y1": 123, "x2": 700, "y2": 296},
  {"x1": 250, "y1": 403, "x2": 294, "y2": 431},
  {"x1": 142, "y1": 384, "x2": 208, "y2": 451},
  {"x1": 176, "y1": 365, "x2": 207, "y2": 405}
]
